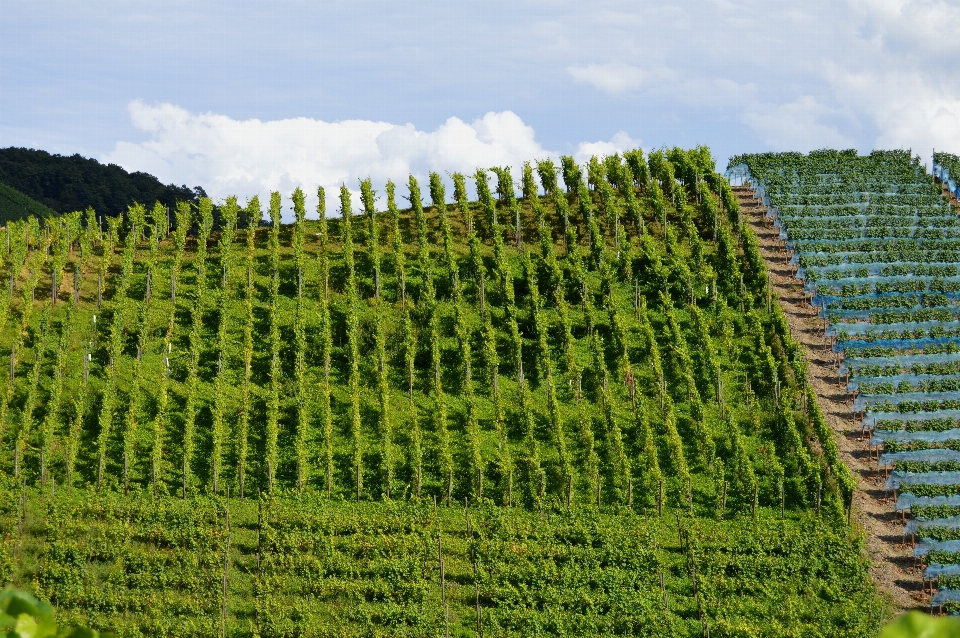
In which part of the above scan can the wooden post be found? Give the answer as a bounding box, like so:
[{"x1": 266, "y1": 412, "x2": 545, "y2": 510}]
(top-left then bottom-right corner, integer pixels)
[
  {"x1": 688, "y1": 552, "x2": 699, "y2": 600},
  {"x1": 15, "y1": 481, "x2": 25, "y2": 559},
  {"x1": 658, "y1": 480, "x2": 664, "y2": 517},
  {"x1": 660, "y1": 571, "x2": 668, "y2": 610},
  {"x1": 221, "y1": 489, "x2": 231, "y2": 638},
  {"x1": 256, "y1": 489, "x2": 262, "y2": 577},
  {"x1": 721, "y1": 482, "x2": 727, "y2": 520},
  {"x1": 438, "y1": 533, "x2": 445, "y2": 603},
  {"x1": 473, "y1": 546, "x2": 482, "y2": 635}
]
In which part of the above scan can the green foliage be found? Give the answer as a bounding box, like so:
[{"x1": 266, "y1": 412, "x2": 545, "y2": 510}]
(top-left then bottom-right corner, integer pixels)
[
  {"x1": 340, "y1": 185, "x2": 363, "y2": 499},
  {"x1": 316, "y1": 186, "x2": 334, "y2": 495},
  {"x1": 0, "y1": 587, "x2": 56, "y2": 638},
  {"x1": 0, "y1": 587, "x2": 114, "y2": 638},
  {"x1": 235, "y1": 195, "x2": 261, "y2": 498},
  {"x1": 0, "y1": 183, "x2": 58, "y2": 225},
  {"x1": 0, "y1": 146, "x2": 883, "y2": 635},
  {"x1": 878, "y1": 611, "x2": 960, "y2": 638},
  {"x1": 535, "y1": 158, "x2": 558, "y2": 196},
  {"x1": 560, "y1": 155, "x2": 581, "y2": 194}
]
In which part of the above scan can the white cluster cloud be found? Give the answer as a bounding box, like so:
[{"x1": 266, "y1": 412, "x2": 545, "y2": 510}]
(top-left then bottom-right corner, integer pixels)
[
  {"x1": 553, "y1": 0, "x2": 960, "y2": 162},
  {"x1": 741, "y1": 96, "x2": 856, "y2": 152},
  {"x1": 568, "y1": 63, "x2": 645, "y2": 94},
  {"x1": 10, "y1": 0, "x2": 960, "y2": 183},
  {"x1": 574, "y1": 131, "x2": 644, "y2": 164},
  {"x1": 817, "y1": 0, "x2": 960, "y2": 162},
  {"x1": 103, "y1": 101, "x2": 642, "y2": 218}
]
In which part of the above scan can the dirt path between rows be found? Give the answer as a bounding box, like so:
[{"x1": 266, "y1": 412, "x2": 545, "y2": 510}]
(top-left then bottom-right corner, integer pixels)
[{"x1": 736, "y1": 186, "x2": 920, "y2": 611}]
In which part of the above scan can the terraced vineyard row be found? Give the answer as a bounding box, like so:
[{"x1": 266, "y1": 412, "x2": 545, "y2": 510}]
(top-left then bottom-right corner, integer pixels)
[{"x1": 728, "y1": 149, "x2": 960, "y2": 614}]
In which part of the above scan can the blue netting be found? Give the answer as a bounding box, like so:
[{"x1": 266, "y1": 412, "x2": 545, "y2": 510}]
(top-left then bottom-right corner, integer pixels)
[
  {"x1": 759, "y1": 191, "x2": 947, "y2": 208},
  {"x1": 862, "y1": 409, "x2": 960, "y2": 430},
  {"x1": 871, "y1": 429, "x2": 960, "y2": 446},
  {"x1": 848, "y1": 372, "x2": 960, "y2": 393},
  {"x1": 934, "y1": 157, "x2": 960, "y2": 198},
  {"x1": 783, "y1": 230, "x2": 960, "y2": 245},
  {"x1": 826, "y1": 320, "x2": 960, "y2": 340},
  {"x1": 828, "y1": 309, "x2": 960, "y2": 325},
  {"x1": 813, "y1": 276, "x2": 960, "y2": 298},
  {"x1": 798, "y1": 250, "x2": 960, "y2": 268},
  {"x1": 784, "y1": 228, "x2": 960, "y2": 245},
  {"x1": 905, "y1": 516, "x2": 960, "y2": 535},
  {"x1": 925, "y1": 563, "x2": 960, "y2": 579},
  {"x1": 885, "y1": 470, "x2": 960, "y2": 491},
  {"x1": 817, "y1": 297, "x2": 960, "y2": 314},
  {"x1": 931, "y1": 588, "x2": 960, "y2": 607},
  {"x1": 838, "y1": 336, "x2": 960, "y2": 354},
  {"x1": 841, "y1": 352, "x2": 960, "y2": 376},
  {"x1": 879, "y1": 449, "x2": 960, "y2": 467},
  {"x1": 854, "y1": 390, "x2": 960, "y2": 413},
  {"x1": 791, "y1": 238, "x2": 960, "y2": 254},
  {"x1": 803, "y1": 262, "x2": 960, "y2": 282},
  {"x1": 827, "y1": 308, "x2": 960, "y2": 325},
  {"x1": 916, "y1": 539, "x2": 960, "y2": 557},
  {"x1": 779, "y1": 213, "x2": 958, "y2": 225},
  {"x1": 895, "y1": 494, "x2": 960, "y2": 512}
]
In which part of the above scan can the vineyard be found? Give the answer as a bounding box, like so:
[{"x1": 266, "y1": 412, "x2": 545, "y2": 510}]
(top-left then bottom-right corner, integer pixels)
[
  {"x1": 0, "y1": 148, "x2": 887, "y2": 636},
  {"x1": 727, "y1": 149, "x2": 960, "y2": 616}
]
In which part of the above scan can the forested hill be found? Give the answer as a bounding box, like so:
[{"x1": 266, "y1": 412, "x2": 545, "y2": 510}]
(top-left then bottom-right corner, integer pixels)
[
  {"x1": 0, "y1": 147, "x2": 204, "y2": 219},
  {"x1": 0, "y1": 181, "x2": 59, "y2": 224}
]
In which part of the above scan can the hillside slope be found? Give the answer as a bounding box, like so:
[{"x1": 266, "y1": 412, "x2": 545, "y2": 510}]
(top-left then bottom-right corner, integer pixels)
[
  {"x1": 0, "y1": 147, "x2": 202, "y2": 218},
  {"x1": 0, "y1": 181, "x2": 59, "y2": 224},
  {"x1": 0, "y1": 148, "x2": 888, "y2": 636}
]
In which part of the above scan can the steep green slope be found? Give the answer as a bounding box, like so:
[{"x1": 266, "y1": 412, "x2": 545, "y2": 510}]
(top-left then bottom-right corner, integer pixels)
[
  {"x1": 0, "y1": 181, "x2": 59, "y2": 224},
  {"x1": 0, "y1": 147, "x2": 886, "y2": 636},
  {"x1": 0, "y1": 147, "x2": 202, "y2": 219}
]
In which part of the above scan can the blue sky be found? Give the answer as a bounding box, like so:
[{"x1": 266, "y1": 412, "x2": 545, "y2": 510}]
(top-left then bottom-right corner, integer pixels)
[{"x1": 1, "y1": 1, "x2": 958, "y2": 212}]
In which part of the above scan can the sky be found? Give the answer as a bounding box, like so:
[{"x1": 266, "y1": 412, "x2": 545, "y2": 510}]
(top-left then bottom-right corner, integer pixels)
[{"x1": 1, "y1": 0, "x2": 959, "y2": 214}]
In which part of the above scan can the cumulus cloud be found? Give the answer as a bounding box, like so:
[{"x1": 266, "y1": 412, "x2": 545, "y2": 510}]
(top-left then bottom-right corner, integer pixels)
[
  {"x1": 816, "y1": 0, "x2": 960, "y2": 164},
  {"x1": 574, "y1": 131, "x2": 644, "y2": 164},
  {"x1": 553, "y1": 1, "x2": 960, "y2": 162},
  {"x1": 568, "y1": 63, "x2": 645, "y2": 94},
  {"x1": 11, "y1": 0, "x2": 960, "y2": 180},
  {"x1": 742, "y1": 96, "x2": 856, "y2": 151},
  {"x1": 103, "y1": 101, "x2": 640, "y2": 219}
]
